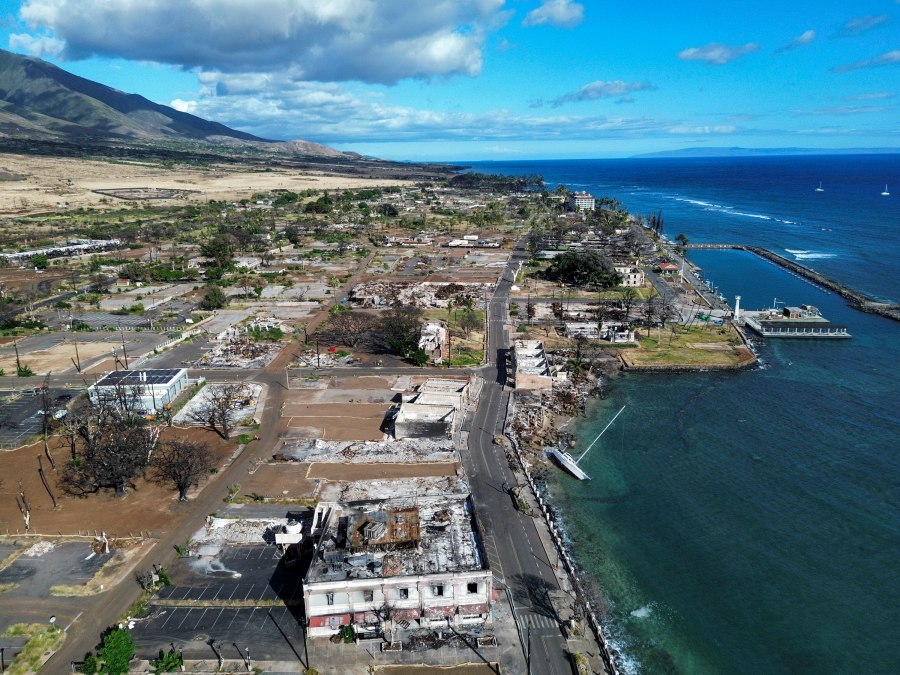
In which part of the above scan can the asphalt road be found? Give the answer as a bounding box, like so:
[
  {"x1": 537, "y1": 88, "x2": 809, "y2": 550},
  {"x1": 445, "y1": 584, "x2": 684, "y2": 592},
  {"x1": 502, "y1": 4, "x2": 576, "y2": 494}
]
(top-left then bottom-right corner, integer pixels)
[{"x1": 460, "y1": 250, "x2": 572, "y2": 675}]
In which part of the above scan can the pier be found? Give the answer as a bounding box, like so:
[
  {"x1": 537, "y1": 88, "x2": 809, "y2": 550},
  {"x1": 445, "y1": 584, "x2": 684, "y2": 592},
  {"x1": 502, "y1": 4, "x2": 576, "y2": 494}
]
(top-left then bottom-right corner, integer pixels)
[{"x1": 686, "y1": 244, "x2": 900, "y2": 322}]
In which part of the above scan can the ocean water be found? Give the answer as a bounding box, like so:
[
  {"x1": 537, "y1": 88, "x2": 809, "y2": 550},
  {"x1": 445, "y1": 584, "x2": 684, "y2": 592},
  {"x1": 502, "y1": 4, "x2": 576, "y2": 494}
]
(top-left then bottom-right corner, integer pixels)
[{"x1": 465, "y1": 156, "x2": 900, "y2": 674}]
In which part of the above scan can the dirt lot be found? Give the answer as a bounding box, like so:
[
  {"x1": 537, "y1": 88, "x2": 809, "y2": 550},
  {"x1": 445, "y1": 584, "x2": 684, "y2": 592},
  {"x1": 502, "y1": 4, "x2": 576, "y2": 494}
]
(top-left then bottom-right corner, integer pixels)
[
  {"x1": 0, "y1": 427, "x2": 237, "y2": 535},
  {"x1": 236, "y1": 463, "x2": 319, "y2": 500},
  {"x1": 0, "y1": 153, "x2": 410, "y2": 213},
  {"x1": 283, "y1": 402, "x2": 389, "y2": 441},
  {"x1": 0, "y1": 341, "x2": 124, "y2": 375}
]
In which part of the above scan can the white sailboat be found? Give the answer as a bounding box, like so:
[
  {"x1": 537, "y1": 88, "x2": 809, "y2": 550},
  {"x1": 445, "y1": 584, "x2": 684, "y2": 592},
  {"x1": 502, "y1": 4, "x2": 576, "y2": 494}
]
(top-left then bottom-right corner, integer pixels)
[
  {"x1": 815, "y1": 181, "x2": 824, "y2": 192},
  {"x1": 546, "y1": 405, "x2": 626, "y2": 480},
  {"x1": 881, "y1": 184, "x2": 890, "y2": 196}
]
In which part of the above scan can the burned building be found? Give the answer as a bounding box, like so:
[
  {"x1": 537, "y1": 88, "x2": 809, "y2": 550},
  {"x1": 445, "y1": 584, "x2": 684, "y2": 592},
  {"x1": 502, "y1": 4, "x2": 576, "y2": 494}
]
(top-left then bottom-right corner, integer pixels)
[{"x1": 303, "y1": 495, "x2": 491, "y2": 637}]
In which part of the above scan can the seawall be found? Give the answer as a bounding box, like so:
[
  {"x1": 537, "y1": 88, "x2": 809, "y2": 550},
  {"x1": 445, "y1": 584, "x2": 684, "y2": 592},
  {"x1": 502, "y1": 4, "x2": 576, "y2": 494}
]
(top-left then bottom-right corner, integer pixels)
[{"x1": 687, "y1": 244, "x2": 900, "y2": 321}]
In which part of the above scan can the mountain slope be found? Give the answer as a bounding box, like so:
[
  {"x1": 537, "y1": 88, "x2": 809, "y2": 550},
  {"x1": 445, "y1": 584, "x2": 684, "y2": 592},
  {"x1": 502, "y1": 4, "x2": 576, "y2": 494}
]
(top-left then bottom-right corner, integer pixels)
[{"x1": 0, "y1": 49, "x2": 341, "y2": 157}]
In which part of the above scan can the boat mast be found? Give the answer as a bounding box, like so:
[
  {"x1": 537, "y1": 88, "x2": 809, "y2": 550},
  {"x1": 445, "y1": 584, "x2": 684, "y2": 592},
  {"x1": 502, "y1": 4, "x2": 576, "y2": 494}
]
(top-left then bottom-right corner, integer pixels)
[{"x1": 576, "y1": 405, "x2": 626, "y2": 465}]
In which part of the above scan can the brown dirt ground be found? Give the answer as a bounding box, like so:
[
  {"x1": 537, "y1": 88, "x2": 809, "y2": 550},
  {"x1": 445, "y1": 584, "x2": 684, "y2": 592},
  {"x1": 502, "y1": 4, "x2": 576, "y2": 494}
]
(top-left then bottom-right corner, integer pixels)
[
  {"x1": 236, "y1": 463, "x2": 319, "y2": 500},
  {"x1": 283, "y1": 402, "x2": 388, "y2": 441},
  {"x1": 328, "y1": 376, "x2": 394, "y2": 389},
  {"x1": 0, "y1": 342, "x2": 122, "y2": 375},
  {"x1": 0, "y1": 427, "x2": 237, "y2": 535},
  {"x1": 306, "y1": 462, "x2": 459, "y2": 481},
  {"x1": 0, "y1": 153, "x2": 411, "y2": 213}
]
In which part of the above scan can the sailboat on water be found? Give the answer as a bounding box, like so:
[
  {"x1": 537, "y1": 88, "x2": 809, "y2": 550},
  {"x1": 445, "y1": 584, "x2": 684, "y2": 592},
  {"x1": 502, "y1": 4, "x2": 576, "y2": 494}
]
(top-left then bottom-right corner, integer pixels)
[
  {"x1": 881, "y1": 185, "x2": 890, "y2": 196},
  {"x1": 815, "y1": 181, "x2": 824, "y2": 192},
  {"x1": 546, "y1": 405, "x2": 626, "y2": 480}
]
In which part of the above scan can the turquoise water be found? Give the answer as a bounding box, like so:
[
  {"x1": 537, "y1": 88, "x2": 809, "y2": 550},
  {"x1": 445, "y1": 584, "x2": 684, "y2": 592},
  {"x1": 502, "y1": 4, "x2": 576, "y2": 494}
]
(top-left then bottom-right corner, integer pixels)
[
  {"x1": 462, "y1": 156, "x2": 900, "y2": 674},
  {"x1": 558, "y1": 251, "x2": 899, "y2": 674}
]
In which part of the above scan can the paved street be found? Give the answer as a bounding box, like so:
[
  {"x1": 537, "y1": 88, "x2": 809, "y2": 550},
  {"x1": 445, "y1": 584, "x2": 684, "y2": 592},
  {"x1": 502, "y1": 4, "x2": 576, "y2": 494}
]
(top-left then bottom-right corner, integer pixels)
[{"x1": 460, "y1": 248, "x2": 574, "y2": 675}]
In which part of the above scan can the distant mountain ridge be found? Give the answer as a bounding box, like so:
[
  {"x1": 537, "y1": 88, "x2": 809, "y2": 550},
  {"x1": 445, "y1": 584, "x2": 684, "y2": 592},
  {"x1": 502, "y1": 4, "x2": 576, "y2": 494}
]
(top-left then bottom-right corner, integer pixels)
[
  {"x1": 632, "y1": 147, "x2": 900, "y2": 159},
  {"x1": 0, "y1": 49, "x2": 344, "y2": 157}
]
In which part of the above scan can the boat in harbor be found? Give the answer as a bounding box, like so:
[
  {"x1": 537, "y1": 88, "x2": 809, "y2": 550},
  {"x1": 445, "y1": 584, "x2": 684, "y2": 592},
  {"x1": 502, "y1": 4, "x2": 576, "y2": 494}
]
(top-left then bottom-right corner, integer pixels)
[
  {"x1": 546, "y1": 446, "x2": 591, "y2": 480},
  {"x1": 882, "y1": 184, "x2": 890, "y2": 196},
  {"x1": 546, "y1": 405, "x2": 626, "y2": 480},
  {"x1": 815, "y1": 181, "x2": 824, "y2": 192}
]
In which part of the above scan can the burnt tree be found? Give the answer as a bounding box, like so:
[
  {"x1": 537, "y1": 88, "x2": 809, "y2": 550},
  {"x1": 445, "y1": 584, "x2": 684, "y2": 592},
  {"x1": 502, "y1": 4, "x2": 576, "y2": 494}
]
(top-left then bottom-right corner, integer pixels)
[{"x1": 152, "y1": 439, "x2": 214, "y2": 501}]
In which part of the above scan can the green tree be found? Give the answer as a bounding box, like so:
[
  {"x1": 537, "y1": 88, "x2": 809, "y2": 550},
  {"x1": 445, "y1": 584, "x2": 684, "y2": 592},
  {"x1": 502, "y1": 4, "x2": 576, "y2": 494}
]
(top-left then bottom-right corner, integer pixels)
[
  {"x1": 548, "y1": 251, "x2": 621, "y2": 288},
  {"x1": 32, "y1": 254, "x2": 49, "y2": 270},
  {"x1": 458, "y1": 309, "x2": 481, "y2": 338},
  {"x1": 200, "y1": 285, "x2": 228, "y2": 310},
  {"x1": 284, "y1": 224, "x2": 301, "y2": 245},
  {"x1": 97, "y1": 627, "x2": 135, "y2": 674},
  {"x1": 200, "y1": 233, "x2": 236, "y2": 268}
]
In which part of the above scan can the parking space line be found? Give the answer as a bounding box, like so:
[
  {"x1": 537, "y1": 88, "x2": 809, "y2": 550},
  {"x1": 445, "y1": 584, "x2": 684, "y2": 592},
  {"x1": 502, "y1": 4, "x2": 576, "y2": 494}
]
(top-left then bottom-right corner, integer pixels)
[
  {"x1": 180, "y1": 587, "x2": 192, "y2": 600},
  {"x1": 210, "y1": 585, "x2": 223, "y2": 601},
  {"x1": 193, "y1": 607, "x2": 209, "y2": 630},
  {"x1": 206, "y1": 607, "x2": 224, "y2": 632},
  {"x1": 226, "y1": 585, "x2": 238, "y2": 600},
  {"x1": 226, "y1": 609, "x2": 240, "y2": 630},
  {"x1": 195, "y1": 587, "x2": 208, "y2": 601},
  {"x1": 243, "y1": 607, "x2": 257, "y2": 629},
  {"x1": 243, "y1": 584, "x2": 255, "y2": 601},
  {"x1": 160, "y1": 608, "x2": 179, "y2": 629},
  {"x1": 176, "y1": 608, "x2": 194, "y2": 630}
]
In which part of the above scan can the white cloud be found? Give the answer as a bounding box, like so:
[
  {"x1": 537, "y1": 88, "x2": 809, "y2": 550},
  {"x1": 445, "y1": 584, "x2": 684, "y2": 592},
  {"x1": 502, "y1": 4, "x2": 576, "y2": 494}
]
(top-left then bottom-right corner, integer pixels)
[
  {"x1": 832, "y1": 50, "x2": 900, "y2": 73},
  {"x1": 178, "y1": 74, "x2": 699, "y2": 145},
  {"x1": 667, "y1": 125, "x2": 737, "y2": 134},
  {"x1": 522, "y1": 0, "x2": 584, "y2": 29},
  {"x1": 777, "y1": 29, "x2": 816, "y2": 52},
  {"x1": 170, "y1": 99, "x2": 199, "y2": 114},
  {"x1": 844, "y1": 92, "x2": 894, "y2": 101},
  {"x1": 795, "y1": 105, "x2": 889, "y2": 116},
  {"x1": 18, "y1": 0, "x2": 508, "y2": 84},
  {"x1": 678, "y1": 42, "x2": 759, "y2": 65},
  {"x1": 551, "y1": 80, "x2": 655, "y2": 106},
  {"x1": 835, "y1": 14, "x2": 889, "y2": 38},
  {"x1": 8, "y1": 32, "x2": 64, "y2": 57}
]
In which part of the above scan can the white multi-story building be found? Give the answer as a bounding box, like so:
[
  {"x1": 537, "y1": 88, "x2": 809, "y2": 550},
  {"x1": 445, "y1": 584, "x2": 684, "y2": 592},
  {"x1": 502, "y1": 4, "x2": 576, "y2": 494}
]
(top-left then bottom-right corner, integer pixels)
[
  {"x1": 567, "y1": 191, "x2": 596, "y2": 211},
  {"x1": 303, "y1": 496, "x2": 492, "y2": 638},
  {"x1": 614, "y1": 265, "x2": 645, "y2": 287}
]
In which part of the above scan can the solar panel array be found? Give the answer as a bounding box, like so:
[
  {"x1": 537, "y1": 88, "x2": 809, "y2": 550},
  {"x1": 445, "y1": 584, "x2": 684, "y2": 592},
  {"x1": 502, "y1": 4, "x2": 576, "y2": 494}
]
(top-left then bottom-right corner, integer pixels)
[{"x1": 95, "y1": 369, "x2": 184, "y2": 387}]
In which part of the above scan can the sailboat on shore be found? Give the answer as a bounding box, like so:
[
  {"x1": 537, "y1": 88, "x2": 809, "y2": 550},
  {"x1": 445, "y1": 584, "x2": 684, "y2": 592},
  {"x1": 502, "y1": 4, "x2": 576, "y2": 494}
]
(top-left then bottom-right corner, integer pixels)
[{"x1": 546, "y1": 405, "x2": 626, "y2": 480}]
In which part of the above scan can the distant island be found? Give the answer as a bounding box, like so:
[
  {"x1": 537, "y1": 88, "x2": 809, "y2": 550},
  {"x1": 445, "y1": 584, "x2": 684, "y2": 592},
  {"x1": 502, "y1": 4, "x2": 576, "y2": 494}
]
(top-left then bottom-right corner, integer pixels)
[{"x1": 632, "y1": 146, "x2": 900, "y2": 159}]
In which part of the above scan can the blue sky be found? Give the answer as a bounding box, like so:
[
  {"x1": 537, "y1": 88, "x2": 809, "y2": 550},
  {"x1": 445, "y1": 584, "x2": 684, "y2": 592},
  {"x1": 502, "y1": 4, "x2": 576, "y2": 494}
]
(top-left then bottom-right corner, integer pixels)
[{"x1": 1, "y1": 0, "x2": 897, "y2": 160}]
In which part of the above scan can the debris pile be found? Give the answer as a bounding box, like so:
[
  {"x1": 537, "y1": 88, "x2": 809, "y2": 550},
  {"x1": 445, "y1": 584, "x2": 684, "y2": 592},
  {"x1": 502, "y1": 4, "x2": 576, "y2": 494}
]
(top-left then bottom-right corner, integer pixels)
[
  {"x1": 198, "y1": 335, "x2": 281, "y2": 368},
  {"x1": 277, "y1": 438, "x2": 457, "y2": 464}
]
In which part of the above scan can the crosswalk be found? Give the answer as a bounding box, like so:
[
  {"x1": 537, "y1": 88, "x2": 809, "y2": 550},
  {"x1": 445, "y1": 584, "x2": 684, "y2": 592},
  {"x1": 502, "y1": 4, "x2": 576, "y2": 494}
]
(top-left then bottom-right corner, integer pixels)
[{"x1": 522, "y1": 612, "x2": 558, "y2": 629}]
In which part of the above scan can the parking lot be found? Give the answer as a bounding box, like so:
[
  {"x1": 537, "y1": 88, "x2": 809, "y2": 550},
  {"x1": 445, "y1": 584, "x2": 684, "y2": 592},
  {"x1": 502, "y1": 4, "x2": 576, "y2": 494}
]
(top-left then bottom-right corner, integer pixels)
[
  {"x1": 0, "y1": 388, "x2": 76, "y2": 449},
  {"x1": 132, "y1": 545, "x2": 305, "y2": 662}
]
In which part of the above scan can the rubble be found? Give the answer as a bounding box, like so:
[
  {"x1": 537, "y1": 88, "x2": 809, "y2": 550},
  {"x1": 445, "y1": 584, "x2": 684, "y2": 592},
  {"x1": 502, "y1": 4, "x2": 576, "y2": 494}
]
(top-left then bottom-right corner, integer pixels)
[{"x1": 277, "y1": 438, "x2": 457, "y2": 464}]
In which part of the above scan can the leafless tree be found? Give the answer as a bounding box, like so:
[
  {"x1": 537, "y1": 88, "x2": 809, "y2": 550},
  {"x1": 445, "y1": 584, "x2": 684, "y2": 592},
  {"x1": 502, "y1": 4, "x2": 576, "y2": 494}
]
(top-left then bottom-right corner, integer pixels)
[
  {"x1": 16, "y1": 480, "x2": 30, "y2": 531},
  {"x1": 619, "y1": 286, "x2": 638, "y2": 322},
  {"x1": 152, "y1": 438, "x2": 214, "y2": 501},
  {"x1": 642, "y1": 296, "x2": 658, "y2": 336},
  {"x1": 319, "y1": 310, "x2": 378, "y2": 348},
  {"x1": 189, "y1": 383, "x2": 249, "y2": 440}
]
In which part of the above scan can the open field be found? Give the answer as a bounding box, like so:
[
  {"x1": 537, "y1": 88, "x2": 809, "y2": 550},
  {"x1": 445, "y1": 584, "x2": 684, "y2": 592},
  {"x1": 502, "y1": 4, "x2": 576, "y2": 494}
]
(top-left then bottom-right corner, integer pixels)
[
  {"x1": 0, "y1": 427, "x2": 237, "y2": 535},
  {"x1": 283, "y1": 402, "x2": 388, "y2": 440},
  {"x1": 0, "y1": 153, "x2": 411, "y2": 213},
  {"x1": 621, "y1": 324, "x2": 755, "y2": 368}
]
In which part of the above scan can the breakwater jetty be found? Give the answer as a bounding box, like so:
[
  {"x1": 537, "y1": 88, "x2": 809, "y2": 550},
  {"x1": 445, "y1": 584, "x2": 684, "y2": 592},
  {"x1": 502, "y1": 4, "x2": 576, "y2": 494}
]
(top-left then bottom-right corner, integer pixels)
[{"x1": 686, "y1": 244, "x2": 900, "y2": 322}]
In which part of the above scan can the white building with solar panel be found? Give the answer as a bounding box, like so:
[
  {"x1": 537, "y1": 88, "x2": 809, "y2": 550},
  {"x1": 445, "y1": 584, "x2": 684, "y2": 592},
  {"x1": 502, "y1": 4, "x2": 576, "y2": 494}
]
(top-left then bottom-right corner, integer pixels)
[{"x1": 88, "y1": 368, "x2": 189, "y2": 414}]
